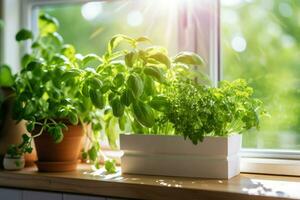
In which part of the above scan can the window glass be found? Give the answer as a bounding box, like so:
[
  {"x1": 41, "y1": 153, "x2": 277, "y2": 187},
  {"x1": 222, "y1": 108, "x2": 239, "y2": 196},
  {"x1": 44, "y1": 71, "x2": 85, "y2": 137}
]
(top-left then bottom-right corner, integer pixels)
[
  {"x1": 38, "y1": 0, "x2": 179, "y2": 55},
  {"x1": 36, "y1": 0, "x2": 216, "y2": 72},
  {"x1": 222, "y1": 0, "x2": 300, "y2": 149},
  {"x1": 37, "y1": 0, "x2": 213, "y2": 57}
]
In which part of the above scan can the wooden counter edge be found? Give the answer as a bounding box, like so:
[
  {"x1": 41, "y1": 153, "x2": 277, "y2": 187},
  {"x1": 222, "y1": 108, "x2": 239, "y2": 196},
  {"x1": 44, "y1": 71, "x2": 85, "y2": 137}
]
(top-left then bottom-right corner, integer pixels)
[{"x1": 0, "y1": 169, "x2": 294, "y2": 200}]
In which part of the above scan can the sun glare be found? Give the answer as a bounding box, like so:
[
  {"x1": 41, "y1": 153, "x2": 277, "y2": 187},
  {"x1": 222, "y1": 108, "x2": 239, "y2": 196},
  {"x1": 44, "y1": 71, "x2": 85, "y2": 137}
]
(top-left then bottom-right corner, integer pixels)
[
  {"x1": 127, "y1": 10, "x2": 143, "y2": 27},
  {"x1": 81, "y1": 2, "x2": 103, "y2": 21}
]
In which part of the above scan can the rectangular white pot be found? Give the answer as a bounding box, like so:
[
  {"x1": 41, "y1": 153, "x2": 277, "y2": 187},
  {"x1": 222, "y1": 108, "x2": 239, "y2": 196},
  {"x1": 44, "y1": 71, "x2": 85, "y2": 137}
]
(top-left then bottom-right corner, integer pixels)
[{"x1": 120, "y1": 134, "x2": 241, "y2": 179}]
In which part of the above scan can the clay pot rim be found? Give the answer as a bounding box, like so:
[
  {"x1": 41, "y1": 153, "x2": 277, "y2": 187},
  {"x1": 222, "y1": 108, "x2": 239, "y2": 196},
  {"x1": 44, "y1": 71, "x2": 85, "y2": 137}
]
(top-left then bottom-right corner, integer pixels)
[
  {"x1": 35, "y1": 118, "x2": 82, "y2": 126},
  {"x1": 32, "y1": 123, "x2": 84, "y2": 137}
]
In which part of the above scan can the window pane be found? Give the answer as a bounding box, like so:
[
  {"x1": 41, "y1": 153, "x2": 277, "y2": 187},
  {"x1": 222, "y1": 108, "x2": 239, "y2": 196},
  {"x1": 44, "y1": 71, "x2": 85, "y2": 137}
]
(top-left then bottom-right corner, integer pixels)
[
  {"x1": 36, "y1": 0, "x2": 215, "y2": 67},
  {"x1": 37, "y1": 1, "x2": 178, "y2": 55},
  {"x1": 222, "y1": 0, "x2": 300, "y2": 149}
]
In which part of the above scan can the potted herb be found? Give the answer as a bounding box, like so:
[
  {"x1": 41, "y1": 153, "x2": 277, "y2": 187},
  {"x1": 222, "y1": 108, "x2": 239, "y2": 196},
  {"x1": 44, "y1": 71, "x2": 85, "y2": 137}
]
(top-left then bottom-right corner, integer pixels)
[
  {"x1": 94, "y1": 35, "x2": 265, "y2": 179},
  {"x1": 11, "y1": 14, "x2": 105, "y2": 172},
  {"x1": 3, "y1": 134, "x2": 32, "y2": 170},
  {"x1": 0, "y1": 64, "x2": 31, "y2": 168},
  {"x1": 120, "y1": 79, "x2": 265, "y2": 179},
  {"x1": 0, "y1": 20, "x2": 37, "y2": 168},
  {"x1": 0, "y1": 65, "x2": 24, "y2": 166},
  {"x1": 87, "y1": 34, "x2": 206, "y2": 138}
]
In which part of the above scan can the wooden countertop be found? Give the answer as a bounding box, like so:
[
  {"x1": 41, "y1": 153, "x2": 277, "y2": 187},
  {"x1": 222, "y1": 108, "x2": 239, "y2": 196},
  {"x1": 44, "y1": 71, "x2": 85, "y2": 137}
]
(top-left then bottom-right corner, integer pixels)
[{"x1": 0, "y1": 164, "x2": 299, "y2": 200}]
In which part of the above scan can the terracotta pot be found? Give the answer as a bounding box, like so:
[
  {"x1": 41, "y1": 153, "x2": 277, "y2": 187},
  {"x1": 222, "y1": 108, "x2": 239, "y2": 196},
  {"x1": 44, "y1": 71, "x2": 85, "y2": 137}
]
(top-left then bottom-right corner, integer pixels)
[
  {"x1": 0, "y1": 87, "x2": 38, "y2": 168},
  {"x1": 34, "y1": 124, "x2": 84, "y2": 172}
]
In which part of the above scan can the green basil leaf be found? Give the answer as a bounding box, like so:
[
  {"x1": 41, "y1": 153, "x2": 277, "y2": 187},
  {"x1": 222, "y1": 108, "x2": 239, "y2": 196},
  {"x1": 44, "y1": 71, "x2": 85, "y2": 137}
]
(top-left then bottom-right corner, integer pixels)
[
  {"x1": 113, "y1": 73, "x2": 125, "y2": 88},
  {"x1": 105, "y1": 116, "x2": 118, "y2": 149},
  {"x1": 0, "y1": 64, "x2": 14, "y2": 87},
  {"x1": 89, "y1": 89, "x2": 105, "y2": 109},
  {"x1": 39, "y1": 13, "x2": 59, "y2": 36},
  {"x1": 101, "y1": 80, "x2": 111, "y2": 94},
  {"x1": 135, "y1": 36, "x2": 151, "y2": 43},
  {"x1": 88, "y1": 146, "x2": 98, "y2": 162},
  {"x1": 143, "y1": 66, "x2": 165, "y2": 83},
  {"x1": 52, "y1": 127, "x2": 64, "y2": 143},
  {"x1": 143, "y1": 76, "x2": 156, "y2": 96},
  {"x1": 15, "y1": 29, "x2": 33, "y2": 41},
  {"x1": 61, "y1": 44, "x2": 76, "y2": 59},
  {"x1": 68, "y1": 112, "x2": 79, "y2": 125},
  {"x1": 148, "y1": 52, "x2": 170, "y2": 68},
  {"x1": 108, "y1": 34, "x2": 133, "y2": 54},
  {"x1": 149, "y1": 95, "x2": 170, "y2": 112},
  {"x1": 89, "y1": 77, "x2": 103, "y2": 90},
  {"x1": 110, "y1": 97, "x2": 125, "y2": 117},
  {"x1": 127, "y1": 74, "x2": 144, "y2": 98},
  {"x1": 81, "y1": 82, "x2": 90, "y2": 97},
  {"x1": 120, "y1": 89, "x2": 135, "y2": 107},
  {"x1": 125, "y1": 52, "x2": 138, "y2": 68},
  {"x1": 26, "y1": 122, "x2": 35, "y2": 132},
  {"x1": 82, "y1": 54, "x2": 101, "y2": 66},
  {"x1": 118, "y1": 115, "x2": 126, "y2": 131},
  {"x1": 105, "y1": 159, "x2": 117, "y2": 174},
  {"x1": 132, "y1": 100, "x2": 155, "y2": 128},
  {"x1": 173, "y1": 52, "x2": 204, "y2": 66}
]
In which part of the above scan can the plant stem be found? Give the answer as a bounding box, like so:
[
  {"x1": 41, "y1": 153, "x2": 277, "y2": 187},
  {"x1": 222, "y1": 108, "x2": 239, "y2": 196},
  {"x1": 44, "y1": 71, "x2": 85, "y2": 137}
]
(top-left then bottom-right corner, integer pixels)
[{"x1": 32, "y1": 119, "x2": 47, "y2": 138}]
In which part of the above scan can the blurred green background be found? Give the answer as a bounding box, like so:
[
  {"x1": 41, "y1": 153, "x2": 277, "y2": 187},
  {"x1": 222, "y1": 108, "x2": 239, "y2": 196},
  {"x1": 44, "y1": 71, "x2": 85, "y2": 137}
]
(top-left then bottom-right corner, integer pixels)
[
  {"x1": 39, "y1": 0, "x2": 178, "y2": 56},
  {"x1": 222, "y1": 0, "x2": 300, "y2": 149},
  {"x1": 39, "y1": 0, "x2": 300, "y2": 150}
]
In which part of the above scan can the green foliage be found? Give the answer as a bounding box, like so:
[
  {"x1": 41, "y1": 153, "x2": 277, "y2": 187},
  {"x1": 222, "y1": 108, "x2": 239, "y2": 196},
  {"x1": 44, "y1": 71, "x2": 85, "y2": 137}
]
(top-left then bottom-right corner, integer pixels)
[
  {"x1": 222, "y1": 0, "x2": 300, "y2": 148},
  {"x1": 39, "y1": 13, "x2": 59, "y2": 36},
  {"x1": 173, "y1": 52, "x2": 204, "y2": 67},
  {"x1": 132, "y1": 101, "x2": 155, "y2": 128},
  {"x1": 7, "y1": 134, "x2": 33, "y2": 158},
  {"x1": 9, "y1": 11, "x2": 267, "y2": 175},
  {"x1": 15, "y1": 29, "x2": 33, "y2": 42},
  {"x1": 104, "y1": 159, "x2": 117, "y2": 174},
  {"x1": 89, "y1": 32, "x2": 263, "y2": 145},
  {"x1": 160, "y1": 79, "x2": 265, "y2": 144},
  {"x1": 0, "y1": 64, "x2": 14, "y2": 87},
  {"x1": 91, "y1": 33, "x2": 207, "y2": 139},
  {"x1": 11, "y1": 14, "x2": 104, "y2": 167},
  {"x1": 126, "y1": 74, "x2": 144, "y2": 98}
]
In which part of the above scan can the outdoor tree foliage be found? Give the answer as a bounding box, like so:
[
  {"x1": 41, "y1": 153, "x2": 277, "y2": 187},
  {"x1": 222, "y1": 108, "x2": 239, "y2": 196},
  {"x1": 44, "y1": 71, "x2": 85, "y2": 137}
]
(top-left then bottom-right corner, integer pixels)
[{"x1": 222, "y1": 0, "x2": 300, "y2": 148}]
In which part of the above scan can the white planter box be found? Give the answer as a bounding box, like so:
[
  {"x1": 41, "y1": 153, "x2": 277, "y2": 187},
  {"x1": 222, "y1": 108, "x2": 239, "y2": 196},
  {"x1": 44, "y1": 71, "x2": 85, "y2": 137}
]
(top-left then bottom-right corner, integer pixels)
[{"x1": 120, "y1": 134, "x2": 241, "y2": 179}]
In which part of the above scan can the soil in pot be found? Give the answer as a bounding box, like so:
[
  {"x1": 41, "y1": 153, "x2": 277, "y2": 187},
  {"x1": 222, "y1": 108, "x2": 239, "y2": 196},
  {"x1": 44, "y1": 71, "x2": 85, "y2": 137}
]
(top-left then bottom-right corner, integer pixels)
[{"x1": 34, "y1": 124, "x2": 84, "y2": 172}]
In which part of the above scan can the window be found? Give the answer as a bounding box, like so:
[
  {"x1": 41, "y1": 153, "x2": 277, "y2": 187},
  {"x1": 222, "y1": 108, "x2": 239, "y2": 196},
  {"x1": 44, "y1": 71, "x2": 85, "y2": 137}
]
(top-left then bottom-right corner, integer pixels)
[
  {"x1": 25, "y1": 0, "x2": 218, "y2": 150},
  {"x1": 4, "y1": 0, "x2": 300, "y2": 175},
  {"x1": 221, "y1": 0, "x2": 300, "y2": 150},
  {"x1": 32, "y1": 0, "x2": 218, "y2": 80}
]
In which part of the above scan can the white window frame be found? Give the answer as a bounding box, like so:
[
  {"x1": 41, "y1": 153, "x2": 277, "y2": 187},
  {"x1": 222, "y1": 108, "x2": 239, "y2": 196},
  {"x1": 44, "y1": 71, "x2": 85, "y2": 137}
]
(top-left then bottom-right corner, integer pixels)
[
  {"x1": 2, "y1": 0, "x2": 300, "y2": 176},
  {"x1": 1, "y1": 0, "x2": 21, "y2": 73}
]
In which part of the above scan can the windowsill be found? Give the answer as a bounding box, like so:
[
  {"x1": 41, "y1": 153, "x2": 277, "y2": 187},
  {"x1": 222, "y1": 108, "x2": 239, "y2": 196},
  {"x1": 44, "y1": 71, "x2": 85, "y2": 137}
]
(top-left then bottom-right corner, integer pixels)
[{"x1": 0, "y1": 164, "x2": 299, "y2": 200}]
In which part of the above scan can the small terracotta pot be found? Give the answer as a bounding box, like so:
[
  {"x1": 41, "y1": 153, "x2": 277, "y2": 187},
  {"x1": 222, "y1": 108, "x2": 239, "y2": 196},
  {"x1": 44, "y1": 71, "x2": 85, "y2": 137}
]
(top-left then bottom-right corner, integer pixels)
[{"x1": 34, "y1": 124, "x2": 84, "y2": 172}]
